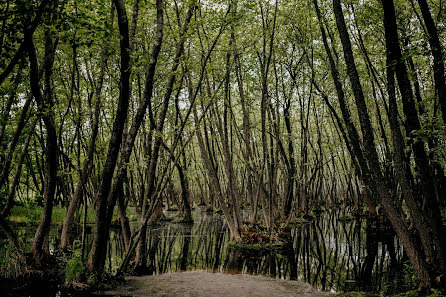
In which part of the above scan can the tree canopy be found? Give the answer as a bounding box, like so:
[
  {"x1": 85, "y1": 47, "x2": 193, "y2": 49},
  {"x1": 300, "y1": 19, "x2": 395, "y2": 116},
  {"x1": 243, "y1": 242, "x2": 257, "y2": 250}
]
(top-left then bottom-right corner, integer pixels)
[{"x1": 1, "y1": 0, "x2": 445, "y2": 292}]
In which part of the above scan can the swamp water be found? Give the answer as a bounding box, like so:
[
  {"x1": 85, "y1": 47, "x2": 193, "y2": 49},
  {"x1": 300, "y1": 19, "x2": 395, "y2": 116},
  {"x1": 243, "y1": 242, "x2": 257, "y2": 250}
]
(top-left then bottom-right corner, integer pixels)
[{"x1": 1, "y1": 208, "x2": 407, "y2": 296}]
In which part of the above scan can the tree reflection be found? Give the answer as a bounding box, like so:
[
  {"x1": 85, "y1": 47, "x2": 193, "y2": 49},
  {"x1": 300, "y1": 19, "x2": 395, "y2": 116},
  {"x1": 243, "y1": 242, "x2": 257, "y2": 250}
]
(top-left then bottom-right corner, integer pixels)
[{"x1": 3, "y1": 209, "x2": 402, "y2": 293}]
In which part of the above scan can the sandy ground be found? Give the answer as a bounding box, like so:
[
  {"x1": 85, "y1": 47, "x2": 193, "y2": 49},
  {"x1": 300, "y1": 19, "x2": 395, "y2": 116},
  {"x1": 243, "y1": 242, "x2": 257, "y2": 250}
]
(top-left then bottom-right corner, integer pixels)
[{"x1": 99, "y1": 271, "x2": 330, "y2": 297}]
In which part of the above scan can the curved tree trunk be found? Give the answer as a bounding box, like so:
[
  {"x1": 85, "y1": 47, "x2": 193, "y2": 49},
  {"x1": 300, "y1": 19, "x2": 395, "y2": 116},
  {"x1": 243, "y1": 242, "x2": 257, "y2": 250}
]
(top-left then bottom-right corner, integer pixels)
[
  {"x1": 333, "y1": 0, "x2": 432, "y2": 289},
  {"x1": 87, "y1": 0, "x2": 130, "y2": 275},
  {"x1": 25, "y1": 25, "x2": 59, "y2": 265},
  {"x1": 382, "y1": 0, "x2": 444, "y2": 275},
  {"x1": 416, "y1": 0, "x2": 446, "y2": 125},
  {"x1": 60, "y1": 6, "x2": 113, "y2": 249},
  {"x1": 1, "y1": 118, "x2": 37, "y2": 218},
  {"x1": 313, "y1": 0, "x2": 376, "y2": 215},
  {"x1": 134, "y1": 4, "x2": 195, "y2": 272}
]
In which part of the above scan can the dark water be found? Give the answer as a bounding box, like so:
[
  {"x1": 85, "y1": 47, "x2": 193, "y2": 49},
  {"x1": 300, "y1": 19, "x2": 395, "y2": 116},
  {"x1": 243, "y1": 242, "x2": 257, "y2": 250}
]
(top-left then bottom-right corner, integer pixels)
[{"x1": 1, "y1": 208, "x2": 406, "y2": 295}]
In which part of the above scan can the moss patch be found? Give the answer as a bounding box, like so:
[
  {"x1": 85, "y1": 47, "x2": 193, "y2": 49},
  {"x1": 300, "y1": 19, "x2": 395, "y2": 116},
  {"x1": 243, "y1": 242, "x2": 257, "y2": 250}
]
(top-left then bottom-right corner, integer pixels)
[{"x1": 228, "y1": 240, "x2": 284, "y2": 253}]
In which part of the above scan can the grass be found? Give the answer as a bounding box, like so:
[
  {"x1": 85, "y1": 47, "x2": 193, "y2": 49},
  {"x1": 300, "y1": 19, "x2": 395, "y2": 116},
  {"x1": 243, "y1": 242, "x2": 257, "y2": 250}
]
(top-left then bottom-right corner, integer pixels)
[
  {"x1": 8, "y1": 204, "x2": 137, "y2": 225},
  {"x1": 8, "y1": 205, "x2": 90, "y2": 225},
  {"x1": 8, "y1": 205, "x2": 42, "y2": 225}
]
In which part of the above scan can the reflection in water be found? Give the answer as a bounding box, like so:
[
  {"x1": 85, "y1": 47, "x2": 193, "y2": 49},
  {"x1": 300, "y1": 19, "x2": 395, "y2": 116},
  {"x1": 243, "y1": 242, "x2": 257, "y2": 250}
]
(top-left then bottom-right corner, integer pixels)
[{"x1": 2, "y1": 208, "x2": 403, "y2": 293}]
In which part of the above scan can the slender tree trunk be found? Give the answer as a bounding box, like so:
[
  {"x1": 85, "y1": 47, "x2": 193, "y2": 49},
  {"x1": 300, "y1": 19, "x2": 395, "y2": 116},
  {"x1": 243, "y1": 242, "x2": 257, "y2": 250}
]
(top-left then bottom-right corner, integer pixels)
[
  {"x1": 87, "y1": 0, "x2": 130, "y2": 275},
  {"x1": 235, "y1": 53, "x2": 255, "y2": 222},
  {"x1": 382, "y1": 0, "x2": 445, "y2": 274},
  {"x1": 134, "y1": 4, "x2": 194, "y2": 272},
  {"x1": 417, "y1": 0, "x2": 446, "y2": 125},
  {"x1": 25, "y1": 25, "x2": 59, "y2": 265},
  {"x1": 313, "y1": 0, "x2": 376, "y2": 215},
  {"x1": 0, "y1": 96, "x2": 32, "y2": 191},
  {"x1": 105, "y1": 0, "x2": 164, "y2": 253},
  {"x1": 1, "y1": 118, "x2": 37, "y2": 218},
  {"x1": 0, "y1": 67, "x2": 24, "y2": 146},
  {"x1": 0, "y1": 0, "x2": 48, "y2": 87},
  {"x1": 333, "y1": 0, "x2": 432, "y2": 288},
  {"x1": 60, "y1": 5, "x2": 114, "y2": 249}
]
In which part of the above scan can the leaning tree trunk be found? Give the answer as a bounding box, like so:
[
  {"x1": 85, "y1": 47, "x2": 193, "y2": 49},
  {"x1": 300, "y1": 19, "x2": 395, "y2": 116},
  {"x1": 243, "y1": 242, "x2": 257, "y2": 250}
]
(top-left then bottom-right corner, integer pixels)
[
  {"x1": 417, "y1": 0, "x2": 446, "y2": 125},
  {"x1": 104, "y1": 0, "x2": 164, "y2": 253},
  {"x1": 87, "y1": 0, "x2": 130, "y2": 275},
  {"x1": 382, "y1": 0, "x2": 445, "y2": 275},
  {"x1": 25, "y1": 25, "x2": 59, "y2": 265},
  {"x1": 333, "y1": 0, "x2": 432, "y2": 289},
  {"x1": 134, "y1": 4, "x2": 194, "y2": 273},
  {"x1": 60, "y1": 6, "x2": 113, "y2": 249},
  {"x1": 0, "y1": 0, "x2": 48, "y2": 87},
  {"x1": 313, "y1": 0, "x2": 376, "y2": 215},
  {"x1": 1, "y1": 118, "x2": 37, "y2": 219}
]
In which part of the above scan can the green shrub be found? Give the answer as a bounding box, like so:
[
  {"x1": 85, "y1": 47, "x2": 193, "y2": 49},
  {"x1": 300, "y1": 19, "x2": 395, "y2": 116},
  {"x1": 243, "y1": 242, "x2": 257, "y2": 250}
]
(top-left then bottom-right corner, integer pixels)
[
  {"x1": 65, "y1": 251, "x2": 84, "y2": 283},
  {"x1": 9, "y1": 205, "x2": 41, "y2": 225},
  {"x1": 0, "y1": 242, "x2": 29, "y2": 279}
]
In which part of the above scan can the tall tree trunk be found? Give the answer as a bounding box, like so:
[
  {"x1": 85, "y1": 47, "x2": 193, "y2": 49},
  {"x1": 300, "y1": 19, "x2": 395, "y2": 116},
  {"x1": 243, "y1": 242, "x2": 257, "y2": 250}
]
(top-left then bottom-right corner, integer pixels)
[
  {"x1": 105, "y1": 0, "x2": 164, "y2": 253},
  {"x1": 191, "y1": 79, "x2": 240, "y2": 240},
  {"x1": 1, "y1": 118, "x2": 37, "y2": 218},
  {"x1": 382, "y1": 0, "x2": 445, "y2": 274},
  {"x1": 60, "y1": 5, "x2": 114, "y2": 249},
  {"x1": 0, "y1": 0, "x2": 48, "y2": 87},
  {"x1": 333, "y1": 0, "x2": 432, "y2": 288},
  {"x1": 235, "y1": 53, "x2": 256, "y2": 222},
  {"x1": 87, "y1": 0, "x2": 130, "y2": 275},
  {"x1": 0, "y1": 96, "x2": 32, "y2": 191},
  {"x1": 384, "y1": 0, "x2": 439, "y2": 227},
  {"x1": 0, "y1": 67, "x2": 24, "y2": 146},
  {"x1": 25, "y1": 25, "x2": 59, "y2": 265},
  {"x1": 134, "y1": 4, "x2": 195, "y2": 272},
  {"x1": 313, "y1": 0, "x2": 376, "y2": 215},
  {"x1": 417, "y1": 0, "x2": 446, "y2": 125}
]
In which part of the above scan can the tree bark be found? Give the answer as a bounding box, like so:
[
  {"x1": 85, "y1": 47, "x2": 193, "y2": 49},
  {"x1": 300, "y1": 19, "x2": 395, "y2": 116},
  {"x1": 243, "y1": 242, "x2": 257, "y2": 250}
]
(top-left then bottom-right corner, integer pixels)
[
  {"x1": 60, "y1": 5, "x2": 114, "y2": 250},
  {"x1": 1, "y1": 118, "x2": 37, "y2": 218},
  {"x1": 87, "y1": 0, "x2": 130, "y2": 275},
  {"x1": 417, "y1": 0, "x2": 446, "y2": 125},
  {"x1": 105, "y1": 0, "x2": 164, "y2": 252},
  {"x1": 333, "y1": 0, "x2": 432, "y2": 288},
  {"x1": 0, "y1": 0, "x2": 48, "y2": 87},
  {"x1": 134, "y1": 3, "x2": 194, "y2": 272},
  {"x1": 382, "y1": 0, "x2": 444, "y2": 275},
  {"x1": 313, "y1": 0, "x2": 376, "y2": 215},
  {"x1": 24, "y1": 25, "x2": 59, "y2": 265}
]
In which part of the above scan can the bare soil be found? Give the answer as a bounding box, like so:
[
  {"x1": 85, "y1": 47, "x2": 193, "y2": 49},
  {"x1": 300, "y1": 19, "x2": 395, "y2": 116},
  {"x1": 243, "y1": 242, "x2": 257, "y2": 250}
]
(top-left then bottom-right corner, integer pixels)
[{"x1": 99, "y1": 271, "x2": 330, "y2": 297}]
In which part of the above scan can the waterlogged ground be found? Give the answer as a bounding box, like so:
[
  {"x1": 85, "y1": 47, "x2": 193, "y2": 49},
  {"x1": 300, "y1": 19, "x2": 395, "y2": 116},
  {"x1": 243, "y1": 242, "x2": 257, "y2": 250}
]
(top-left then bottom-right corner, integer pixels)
[
  {"x1": 1, "y1": 207, "x2": 406, "y2": 296},
  {"x1": 99, "y1": 271, "x2": 330, "y2": 297}
]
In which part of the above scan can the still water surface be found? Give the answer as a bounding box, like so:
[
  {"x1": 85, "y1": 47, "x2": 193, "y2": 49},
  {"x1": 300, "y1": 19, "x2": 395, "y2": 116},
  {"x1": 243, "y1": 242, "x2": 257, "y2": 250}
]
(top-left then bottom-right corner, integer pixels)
[{"x1": 5, "y1": 208, "x2": 406, "y2": 295}]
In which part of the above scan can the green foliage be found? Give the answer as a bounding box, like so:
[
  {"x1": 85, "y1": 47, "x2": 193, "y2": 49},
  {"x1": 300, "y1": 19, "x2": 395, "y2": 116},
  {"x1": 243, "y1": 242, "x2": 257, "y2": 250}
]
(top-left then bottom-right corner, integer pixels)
[
  {"x1": 65, "y1": 241, "x2": 84, "y2": 283},
  {"x1": 0, "y1": 241, "x2": 14, "y2": 277},
  {"x1": 228, "y1": 240, "x2": 284, "y2": 253},
  {"x1": 52, "y1": 207, "x2": 68, "y2": 224},
  {"x1": 86, "y1": 272, "x2": 100, "y2": 286},
  {"x1": 0, "y1": 241, "x2": 28, "y2": 279},
  {"x1": 402, "y1": 261, "x2": 419, "y2": 290},
  {"x1": 9, "y1": 205, "x2": 68, "y2": 225},
  {"x1": 288, "y1": 216, "x2": 312, "y2": 225},
  {"x1": 425, "y1": 289, "x2": 446, "y2": 297},
  {"x1": 403, "y1": 288, "x2": 446, "y2": 297},
  {"x1": 9, "y1": 205, "x2": 41, "y2": 225},
  {"x1": 441, "y1": 208, "x2": 446, "y2": 221}
]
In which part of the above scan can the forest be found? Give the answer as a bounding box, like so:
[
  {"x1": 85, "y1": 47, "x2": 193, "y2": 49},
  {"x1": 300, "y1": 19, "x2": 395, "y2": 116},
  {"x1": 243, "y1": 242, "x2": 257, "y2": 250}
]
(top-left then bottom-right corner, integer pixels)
[{"x1": 0, "y1": 0, "x2": 446, "y2": 296}]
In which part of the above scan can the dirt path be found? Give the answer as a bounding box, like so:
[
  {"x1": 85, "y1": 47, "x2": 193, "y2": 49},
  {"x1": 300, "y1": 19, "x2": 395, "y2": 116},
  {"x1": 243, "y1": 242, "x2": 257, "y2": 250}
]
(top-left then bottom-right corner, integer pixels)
[{"x1": 99, "y1": 271, "x2": 331, "y2": 297}]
